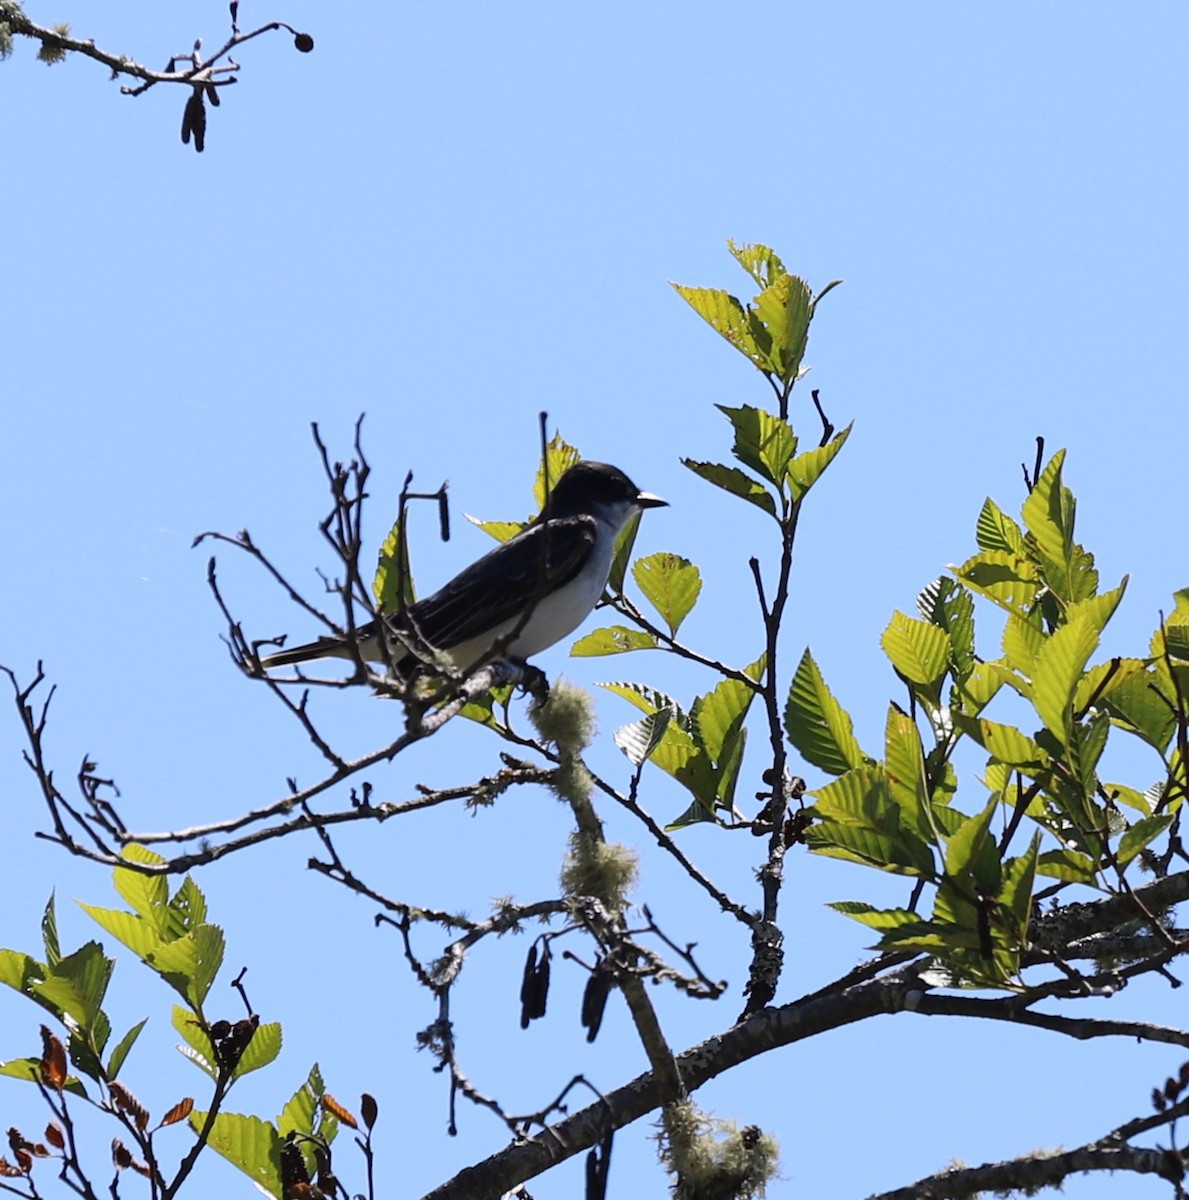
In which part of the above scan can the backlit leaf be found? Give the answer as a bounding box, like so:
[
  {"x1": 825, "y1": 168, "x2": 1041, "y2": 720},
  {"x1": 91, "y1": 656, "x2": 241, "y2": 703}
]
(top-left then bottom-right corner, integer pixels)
[
  {"x1": 570, "y1": 626, "x2": 658, "y2": 656},
  {"x1": 785, "y1": 649, "x2": 867, "y2": 776},
  {"x1": 681, "y1": 459, "x2": 777, "y2": 517},
  {"x1": 632, "y1": 553, "x2": 702, "y2": 636}
]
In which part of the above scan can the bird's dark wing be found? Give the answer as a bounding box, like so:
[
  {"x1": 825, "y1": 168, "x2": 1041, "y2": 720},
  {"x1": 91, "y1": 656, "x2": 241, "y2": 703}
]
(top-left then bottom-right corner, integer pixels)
[{"x1": 392, "y1": 515, "x2": 596, "y2": 652}]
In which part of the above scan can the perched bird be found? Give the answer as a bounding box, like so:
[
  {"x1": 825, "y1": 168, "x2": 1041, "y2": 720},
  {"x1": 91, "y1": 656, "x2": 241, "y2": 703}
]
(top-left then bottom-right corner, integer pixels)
[{"x1": 260, "y1": 460, "x2": 666, "y2": 677}]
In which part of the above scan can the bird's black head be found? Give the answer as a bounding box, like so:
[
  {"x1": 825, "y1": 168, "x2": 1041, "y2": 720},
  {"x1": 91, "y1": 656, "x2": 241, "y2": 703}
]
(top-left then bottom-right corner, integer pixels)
[{"x1": 543, "y1": 461, "x2": 667, "y2": 522}]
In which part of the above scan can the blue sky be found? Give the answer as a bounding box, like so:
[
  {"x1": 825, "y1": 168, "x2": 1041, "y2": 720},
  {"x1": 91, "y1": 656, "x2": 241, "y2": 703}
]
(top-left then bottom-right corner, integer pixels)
[{"x1": 3, "y1": 4, "x2": 1188, "y2": 1197}]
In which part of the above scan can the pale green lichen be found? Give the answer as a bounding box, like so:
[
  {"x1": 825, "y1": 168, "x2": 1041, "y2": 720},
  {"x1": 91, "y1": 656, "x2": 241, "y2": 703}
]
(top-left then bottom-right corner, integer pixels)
[{"x1": 658, "y1": 1100, "x2": 780, "y2": 1200}]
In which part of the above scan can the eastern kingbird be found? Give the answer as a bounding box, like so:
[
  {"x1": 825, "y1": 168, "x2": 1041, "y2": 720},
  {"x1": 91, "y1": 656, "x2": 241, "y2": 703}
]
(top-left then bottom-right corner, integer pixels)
[{"x1": 260, "y1": 461, "x2": 666, "y2": 677}]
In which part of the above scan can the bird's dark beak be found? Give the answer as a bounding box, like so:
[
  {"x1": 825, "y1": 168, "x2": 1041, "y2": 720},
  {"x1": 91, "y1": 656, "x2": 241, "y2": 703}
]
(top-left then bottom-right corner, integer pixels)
[{"x1": 636, "y1": 491, "x2": 667, "y2": 509}]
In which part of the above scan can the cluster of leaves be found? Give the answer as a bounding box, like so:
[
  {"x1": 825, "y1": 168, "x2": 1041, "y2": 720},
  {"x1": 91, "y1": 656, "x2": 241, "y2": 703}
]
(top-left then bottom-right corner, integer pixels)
[
  {"x1": 794, "y1": 451, "x2": 1186, "y2": 985},
  {"x1": 0, "y1": 847, "x2": 366, "y2": 1197}
]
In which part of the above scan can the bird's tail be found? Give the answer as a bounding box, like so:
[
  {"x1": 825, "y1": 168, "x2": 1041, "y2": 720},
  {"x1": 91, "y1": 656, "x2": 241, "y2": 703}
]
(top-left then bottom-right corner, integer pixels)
[{"x1": 259, "y1": 636, "x2": 358, "y2": 670}]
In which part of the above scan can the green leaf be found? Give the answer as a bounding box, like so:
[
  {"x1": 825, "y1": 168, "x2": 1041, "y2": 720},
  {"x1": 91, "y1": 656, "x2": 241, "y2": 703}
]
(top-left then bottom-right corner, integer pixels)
[
  {"x1": 279, "y1": 1064, "x2": 327, "y2": 1138},
  {"x1": 234, "y1": 1021, "x2": 283, "y2": 1079},
  {"x1": 883, "y1": 706, "x2": 934, "y2": 846},
  {"x1": 1031, "y1": 616, "x2": 1099, "y2": 745},
  {"x1": 671, "y1": 285, "x2": 764, "y2": 369},
  {"x1": 1001, "y1": 835, "x2": 1041, "y2": 934},
  {"x1": 0, "y1": 950, "x2": 42, "y2": 996},
  {"x1": 570, "y1": 626, "x2": 659, "y2": 656},
  {"x1": 41, "y1": 894, "x2": 59, "y2": 970},
  {"x1": 192, "y1": 1111, "x2": 281, "y2": 1196},
  {"x1": 373, "y1": 518, "x2": 416, "y2": 612},
  {"x1": 632, "y1": 552, "x2": 703, "y2": 636},
  {"x1": 607, "y1": 511, "x2": 642, "y2": 595},
  {"x1": 952, "y1": 551, "x2": 1039, "y2": 615},
  {"x1": 1021, "y1": 449, "x2": 1073, "y2": 568},
  {"x1": 106, "y1": 1018, "x2": 147, "y2": 1080},
  {"x1": 0, "y1": 1056, "x2": 88, "y2": 1097},
  {"x1": 716, "y1": 404, "x2": 797, "y2": 486},
  {"x1": 1102, "y1": 781, "x2": 1151, "y2": 816},
  {"x1": 917, "y1": 577, "x2": 976, "y2": 680},
  {"x1": 943, "y1": 798, "x2": 1002, "y2": 894},
  {"x1": 827, "y1": 902, "x2": 921, "y2": 931},
  {"x1": 77, "y1": 904, "x2": 162, "y2": 962},
  {"x1": 172, "y1": 1005, "x2": 216, "y2": 1077},
  {"x1": 1067, "y1": 578, "x2": 1128, "y2": 634},
  {"x1": 149, "y1": 925, "x2": 225, "y2": 1011},
  {"x1": 50, "y1": 941, "x2": 113, "y2": 1028},
  {"x1": 785, "y1": 649, "x2": 867, "y2": 776},
  {"x1": 954, "y1": 715, "x2": 1049, "y2": 770},
  {"x1": 1074, "y1": 656, "x2": 1145, "y2": 715},
  {"x1": 466, "y1": 516, "x2": 525, "y2": 544},
  {"x1": 598, "y1": 681, "x2": 690, "y2": 727},
  {"x1": 533, "y1": 432, "x2": 583, "y2": 511},
  {"x1": 1117, "y1": 814, "x2": 1175, "y2": 867},
  {"x1": 113, "y1": 845, "x2": 168, "y2": 928},
  {"x1": 726, "y1": 239, "x2": 786, "y2": 289},
  {"x1": 681, "y1": 459, "x2": 777, "y2": 517},
  {"x1": 881, "y1": 611, "x2": 951, "y2": 686},
  {"x1": 975, "y1": 497, "x2": 1024, "y2": 554},
  {"x1": 787, "y1": 422, "x2": 852, "y2": 500},
  {"x1": 1036, "y1": 848, "x2": 1098, "y2": 883},
  {"x1": 752, "y1": 271, "x2": 813, "y2": 381},
  {"x1": 693, "y1": 673, "x2": 759, "y2": 762},
  {"x1": 1105, "y1": 666, "x2": 1177, "y2": 753},
  {"x1": 1001, "y1": 614, "x2": 1045, "y2": 675},
  {"x1": 613, "y1": 709, "x2": 672, "y2": 768},
  {"x1": 169, "y1": 878, "x2": 208, "y2": 935},
  {"x1": 953, "y1": 659, "x2": 1005, "y2": 716}
]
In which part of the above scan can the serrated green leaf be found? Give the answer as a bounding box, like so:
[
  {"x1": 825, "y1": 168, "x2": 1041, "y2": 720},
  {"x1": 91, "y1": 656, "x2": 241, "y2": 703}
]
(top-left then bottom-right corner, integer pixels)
[
  {"x1": 1067, "y1": 578, "x2": 1128, "y2": 635},
  {"x1": 172, "y1": 1005, "x2": 216, "y2": 1077},
  {"x1": 1032, "y1": 615, "x2": 1099, "y2": 745},
  {"x1": 373, "y1": 518, "x2": 416, "y2": 612},
  {"x1": 0, "y1": 1056, "x2": 88, "y2": 1097},
  {"x1": 533, "y1": 433, "x2": 584, "y2": 511},
  {"x1": 570, "y1": 626, "x2": 658, "y2": 656},
  {"x1": 693, "y1": 674, "x2": 758, "y2": 762},
  {"x1": 881, "y1": 611, "x2": 951, "y2": 686},
  {"x1": 1021, "y1": 449, "x2": 1072, "y2": 562},
  {"x1": 726, "y1": 239, "x2": 787, "y2": 289},
  {"x1": 884, "y1": 706, "x2": 935, "y2": 847},
  {"x1": 827, "y1": 902, "x2": 921, "y2": 931},
  {"x1": 681, "y1": 459, "x2": 777, "y2": 517},
  {"x1": 598, "y1": 681, "x2": 690, "y2": 728},
  {"x1": 672, "y1": 285, "x2": 763, "y2": 368},
  {"x1": 0, "y1": 949, "x2": 42, "y2": 995},
  {"x1": 917, "y1": 576, "x2": 976, "y2": 680},
  {"x1": 234, "y1": 1021, "x2": 283, "y2": 1079},
  {"x1": 1036, "y1": 848, "x2": 1098, "y2": 883},
  {"x1": 1001, "y1": 613, "x2": 1045, "y2": 675},
  {"x1": 944, "y1": 798, "x2": 1002, "y2": 894},
  {"x1": 1117, "y1": 814, "x2": 1175, "y2": 867},
  {"x1": 953, "y1": 659, "x2": 1005, "y2": 717},
  {"x1": 952, "y1": 551, "x2": 1039, "y2": 615},
  {"x1": 613, "y1": 709, "x2": 672, "y2": 767},
  {"x1": 975, "y1": 497, "x2": 1024, "y2": 554},
  {"x1": 632, "y1": 552, "x2": 702, "y2": 636},
  {"x1": 1001, "y1": 835, "x2": 1041, "y2": 933},
  {"x1": 785, "y1": 649, "x2": 867, "y2": 776},
  {"x1": 279, "y1": 1064, "x2": 326, "y2": 1138},
  {"x1": 149, "y1": 925, "x2": 225, "y2": 1011},
  {"x1": 466, "y1": 516, "x2": 525, "y2": 544},
  {"x1": 169, "y1": 878, "x2": 208, "y2": 935},
  {"x1": 954, "y1": 715, "x2": 1049, "y2": 770},
  {"x1": 716, "y1": 404, "x2": 797, "y2": 486},
  {"x1": 50, "y1": 941, "x2": 113, "y2": 1028},
  {"x1": 106, "y1": 1018, "x2": 147, "y2": 1080},
  {"x1": 607, "y1": 510, "x2": 642, "y2": 595},
  {"x1": 809, "y1": 766, "x2": 935, "y2": 876},
  {"x1": 77, "y1": 904, "x2": 162, "y2": 962},
  {"x1": 192, "y1": 1110, "x2": 281, "y2": 1196},
  {"x1": 787, "y1": 422, "x2": 852, "y2": 500},
  {"x1": 1102, "y1": 781, "x2": 1151, "y2": 816},
  {"x1": 114, "y1": 845, "x2": 168, "y2": 928},
  {"x1": 41, "y1": 894, "x2": 59, "y2": 970},
  {"x1": 752, "y1": 271, "x2": 813, "y2": 381}
]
